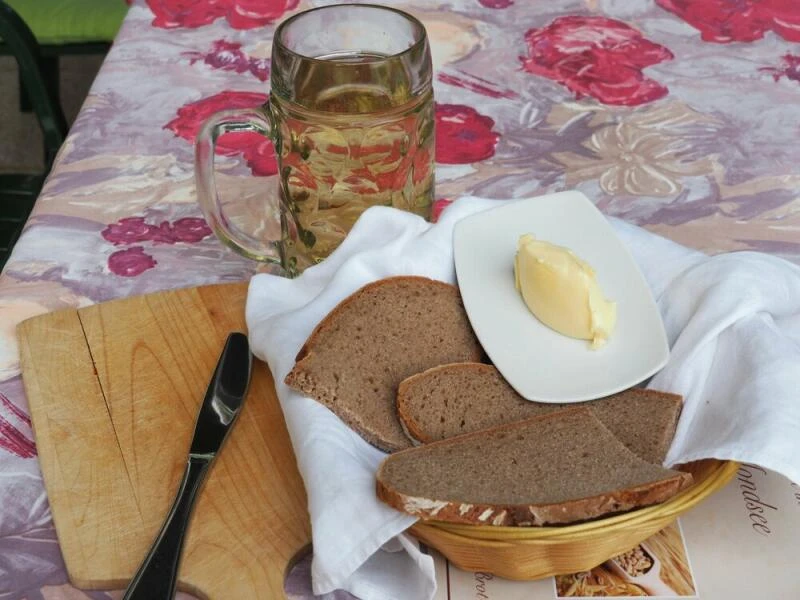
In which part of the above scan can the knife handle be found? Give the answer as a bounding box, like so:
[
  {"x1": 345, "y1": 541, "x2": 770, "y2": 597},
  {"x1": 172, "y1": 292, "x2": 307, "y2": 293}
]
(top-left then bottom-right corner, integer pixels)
[{"x1": 123, "y1": 456, "x2": 211, "y2": 600}]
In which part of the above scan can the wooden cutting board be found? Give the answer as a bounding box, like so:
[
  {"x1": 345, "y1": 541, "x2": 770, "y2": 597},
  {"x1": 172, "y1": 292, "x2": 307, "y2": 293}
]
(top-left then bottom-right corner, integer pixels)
[{"x1": 17, "y1": 282, "x2": 311, "y2": 599}]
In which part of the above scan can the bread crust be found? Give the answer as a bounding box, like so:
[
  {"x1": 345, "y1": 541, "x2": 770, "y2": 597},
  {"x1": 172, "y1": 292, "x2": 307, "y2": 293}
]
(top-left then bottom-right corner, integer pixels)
[
  {"x1": 289, "y1": 276, "x2": 467, "y2": 365},
  {"x1": 396, "y1": 362, "x2": 496, "y2": 445},
  {"x1": 376, "y1": 470, "x2": 692, "y2": 526},
  {"x1": 284, "y1": 276, "x2": 484, "y2": 452},
  {"x1": 396, "y1": 363, "x2": 683, "y2": 463},
  {"x1": 376, "y1": 409, "x2": 694, "y2": 526}
]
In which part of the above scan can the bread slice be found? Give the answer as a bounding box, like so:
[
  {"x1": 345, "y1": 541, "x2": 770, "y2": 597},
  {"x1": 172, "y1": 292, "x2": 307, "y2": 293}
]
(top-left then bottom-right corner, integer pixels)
[
  {"x1": 377, "y1": 408, "x2": 693, "y2": 526},
  {"x1": 284, "y1": 276, "x2": 484, "y2": 452},
  {"x1": 397, "y1": 363, "x2": 682, "y2": 464}
]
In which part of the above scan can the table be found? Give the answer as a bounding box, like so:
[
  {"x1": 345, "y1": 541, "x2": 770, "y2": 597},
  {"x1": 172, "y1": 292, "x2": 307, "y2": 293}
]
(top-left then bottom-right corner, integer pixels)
[{"x1": 2, "y1": 1, "x2": 799, "y2": 598}]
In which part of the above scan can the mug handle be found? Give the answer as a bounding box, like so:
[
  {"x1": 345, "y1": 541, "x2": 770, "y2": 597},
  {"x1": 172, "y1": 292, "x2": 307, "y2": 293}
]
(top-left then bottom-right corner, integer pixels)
[{"x1": 195, "y1": 104, "x2": 296, "y2": 267}]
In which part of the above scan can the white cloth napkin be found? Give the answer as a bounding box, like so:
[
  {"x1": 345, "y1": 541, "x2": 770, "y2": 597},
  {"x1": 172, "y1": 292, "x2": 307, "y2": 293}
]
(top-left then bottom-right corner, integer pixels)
[{"x1": 246, "y1": 196, "x2": 800, "y2": 600}]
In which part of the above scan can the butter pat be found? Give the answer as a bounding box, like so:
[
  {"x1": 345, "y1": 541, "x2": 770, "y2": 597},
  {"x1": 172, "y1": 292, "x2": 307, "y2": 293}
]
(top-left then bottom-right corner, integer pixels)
[{"x1": 514, "y1": 234, "x2": 616, "y2": 348}]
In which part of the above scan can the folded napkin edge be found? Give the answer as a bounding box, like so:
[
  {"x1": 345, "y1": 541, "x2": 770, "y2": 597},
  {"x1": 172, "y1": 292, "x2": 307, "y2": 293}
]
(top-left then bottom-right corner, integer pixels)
[{"x1": 310, "y1": 513, "x2": 419, "y2": 594}]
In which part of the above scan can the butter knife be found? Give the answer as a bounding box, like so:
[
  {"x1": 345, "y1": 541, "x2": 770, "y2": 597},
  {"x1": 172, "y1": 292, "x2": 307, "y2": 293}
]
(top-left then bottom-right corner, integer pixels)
[{"x1": 123, "y1": 332, "x2": 253, "y2": 600}]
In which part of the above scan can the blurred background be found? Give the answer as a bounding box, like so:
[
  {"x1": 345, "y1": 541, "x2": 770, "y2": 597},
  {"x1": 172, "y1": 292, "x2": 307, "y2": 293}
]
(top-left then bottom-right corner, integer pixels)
[
  {"x1": 0, "y1": 54, "x2": 102, "y2": 173},
  {"x1": 0, "y1": 0, "x2": 127, "y2": 267}
]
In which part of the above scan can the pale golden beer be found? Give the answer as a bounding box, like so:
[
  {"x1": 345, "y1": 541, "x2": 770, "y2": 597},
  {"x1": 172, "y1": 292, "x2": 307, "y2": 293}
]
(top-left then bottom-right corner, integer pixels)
[{"x1": 196, "y1": 5, "x2": 434, "y2": 275}]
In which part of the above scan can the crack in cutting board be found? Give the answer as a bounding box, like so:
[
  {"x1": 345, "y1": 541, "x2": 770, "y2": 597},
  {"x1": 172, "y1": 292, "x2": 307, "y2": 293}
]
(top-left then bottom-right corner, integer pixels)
[
  {"x1": 17, "y1": 282, "x2": 311, "y2": 599},
  {"x1": 74, "y1": 310, "x2": 145, "y2": 526}
]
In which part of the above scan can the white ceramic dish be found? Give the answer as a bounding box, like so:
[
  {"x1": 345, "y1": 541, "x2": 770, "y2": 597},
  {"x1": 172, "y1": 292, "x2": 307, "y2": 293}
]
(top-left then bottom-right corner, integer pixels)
[{"x1": 453, "y1": 191, "x2": 669, "y2": 403}]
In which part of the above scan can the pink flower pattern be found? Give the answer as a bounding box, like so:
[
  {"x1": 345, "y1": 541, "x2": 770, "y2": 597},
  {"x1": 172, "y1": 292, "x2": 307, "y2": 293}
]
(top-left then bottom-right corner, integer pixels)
[
  {"x1": 521, "y1": 16, "x2": 674, "y2": 106},
  {"x1": 438, "y1": 72, "x2": 518, "y2": 99},
  {"x1": 102, "y1": 217, "x2": 155, "y2": 245},
  {"x1": 0, "y1": 394, "x2": 35, "y2": 459},
  {"x1": 656, "y1": 0, "x2": 800, "y2": 43},
  {"x1": 479, "y1": 0, "x2": 513, "y2": 7},
  {"x1": 184, "y1": 40, "x2": 269, "y2": 81},
  {"x1": 169, "y1": 217, "x2": 215, "y2": 242},
  {"x1": 761, "y1": 54, "x2": 800, "y2": 84},
  {"x1": 108, "y1": 247, "x2": 158, "y2": 277},
  {"x1": 166, "y1": 90, "x2": 277, "y2": 177},
  {"x1": 431, "y1": 198, "x2": 454, "y2": 222},
  {"x1": 102, "y1": 218, "x2": 212, "y2": 276},
  {"x1": 147, "y1": 0, "x2": 300, "y2": 30},
  {"x1": 435, "y1": 103, "x2": 500, "y2": 164},
  {"x1": 103, "y1": 217, "x2": 212, "y2": 246}
]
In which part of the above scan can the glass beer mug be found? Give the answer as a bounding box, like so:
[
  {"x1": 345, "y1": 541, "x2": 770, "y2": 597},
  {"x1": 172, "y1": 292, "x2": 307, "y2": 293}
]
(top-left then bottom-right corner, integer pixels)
[{"x1": 196, "y1": 4, "x2": 435, "y2": 276}]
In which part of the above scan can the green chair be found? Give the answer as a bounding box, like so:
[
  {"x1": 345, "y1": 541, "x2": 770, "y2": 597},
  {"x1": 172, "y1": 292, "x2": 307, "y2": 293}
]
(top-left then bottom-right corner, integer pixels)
[
  {"x1": 0, "y1": 1, "x2": 127, "y2": 266},
  {"x1": 2, "y1": 0, "x2": 129, "y2": 113},
  {"x1": 0, "y1": 1, "x2": 69, "y2": 266}
]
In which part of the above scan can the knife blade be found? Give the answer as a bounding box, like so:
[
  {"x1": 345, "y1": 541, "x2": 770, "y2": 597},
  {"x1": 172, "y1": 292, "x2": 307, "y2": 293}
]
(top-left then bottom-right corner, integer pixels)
[{"x1": 123, "y1": 332, "x2": 253, "y2": 600}]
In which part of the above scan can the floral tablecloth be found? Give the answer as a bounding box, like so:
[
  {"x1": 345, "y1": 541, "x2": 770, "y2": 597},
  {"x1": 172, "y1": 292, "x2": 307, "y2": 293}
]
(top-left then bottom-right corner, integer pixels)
[{"x1": 2, "y1": 0, "x2": 799, "y2": 598}]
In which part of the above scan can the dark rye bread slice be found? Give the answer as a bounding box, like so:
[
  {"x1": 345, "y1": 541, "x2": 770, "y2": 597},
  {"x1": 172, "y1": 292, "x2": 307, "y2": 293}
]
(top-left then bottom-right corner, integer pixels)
[
  {"x1": 284, "y1": 276, "x2": 484, "y2": 452},
  {"x1": 377, "y1": 408, "x2": 693, "y2": 526},
  {"x1": 397, "y1": 363, "x2": 682, "y2": 464}
]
